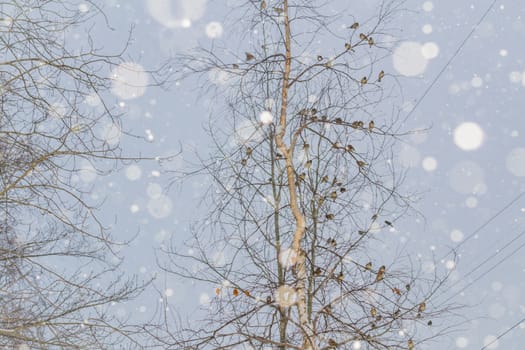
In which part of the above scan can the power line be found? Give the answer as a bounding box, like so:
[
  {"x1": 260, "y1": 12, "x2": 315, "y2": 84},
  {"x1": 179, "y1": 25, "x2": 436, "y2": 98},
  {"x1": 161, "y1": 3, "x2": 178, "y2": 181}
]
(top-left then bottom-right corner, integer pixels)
[
  {"x1": 438, "y1": 231, "x2": 525, "y2": 306},
  {"x1": 402, "y1": 0, "x2": 499, "y2": 124},
  {"x1": 480, "y1": 316, "x2": 525, "y2": 350},
  {"x1": 455, "y1": 192, "x2": 525, "y2": 250},
  {"x1": 441, "y1": 191, "x2": 525, "y2": 261},
  {"x1": 399, "y1": 1, "x2": 525, "y2": 348}
]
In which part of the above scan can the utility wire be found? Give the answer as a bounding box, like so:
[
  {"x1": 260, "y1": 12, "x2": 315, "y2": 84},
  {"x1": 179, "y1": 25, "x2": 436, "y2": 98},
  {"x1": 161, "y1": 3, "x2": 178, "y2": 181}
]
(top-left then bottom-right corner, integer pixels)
[
  {"x1": 402, "y1": 0, "x2": 499, "y2": 124},
  {"x1": 439, "y1": 232, "x2": 525, "y2": 306},
  {"x1": 394, "y1": 0, "x2": 525, "y2": 347},
  {"x1": 437, "y1": 228, "x2": 525, "y2": 296},
  {"x1": 480, "y1": 316, "x2": 525, "y2": 350},
  {"x1": 447, "y1": 192, "x2": 525, "y2": 257}
]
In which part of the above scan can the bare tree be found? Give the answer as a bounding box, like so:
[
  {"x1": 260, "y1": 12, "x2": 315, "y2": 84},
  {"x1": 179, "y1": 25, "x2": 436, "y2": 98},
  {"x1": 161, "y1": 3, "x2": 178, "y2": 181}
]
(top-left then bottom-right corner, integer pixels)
[
  {"x1": 0, "y1": 1, "x2": 168, "y2": 348},
  {"x1": 156, "y1": 1, "x2": 456, "y2": 349}
]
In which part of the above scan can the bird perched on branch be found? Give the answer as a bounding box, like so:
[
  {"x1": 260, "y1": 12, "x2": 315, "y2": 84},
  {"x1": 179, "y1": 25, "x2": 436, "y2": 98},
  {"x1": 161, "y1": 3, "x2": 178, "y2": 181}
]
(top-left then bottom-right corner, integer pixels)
[{"x1": 376, "y1": 265, "x2": 385, "y2": 281}]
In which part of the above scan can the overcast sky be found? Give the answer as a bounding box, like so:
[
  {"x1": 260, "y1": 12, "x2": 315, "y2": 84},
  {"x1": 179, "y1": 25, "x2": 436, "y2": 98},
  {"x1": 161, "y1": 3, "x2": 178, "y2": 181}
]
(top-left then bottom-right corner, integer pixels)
[{"x1": 76, "y1": 1, "x2": 525, "y2": 348}]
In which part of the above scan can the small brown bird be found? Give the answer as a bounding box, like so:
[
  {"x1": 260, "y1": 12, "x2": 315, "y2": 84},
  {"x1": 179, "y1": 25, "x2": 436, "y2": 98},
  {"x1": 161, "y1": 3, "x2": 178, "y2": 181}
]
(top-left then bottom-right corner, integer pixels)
[
  {"x1": 327, "y1": 238, "x2": 337, "y2": 247},
  {"x1": 330, "y1": 191, "x2": 338, "y2": 200},
  {"x1": 376, "y1": 265, "x2": 386, "y2": 282},
  {"x1": 368, "y1": 37, "x2": 374, "y2": 47},
  {"x1": 350, "y1": 22, "x2": 359, "y2": 29},
  {"x1": 427, "y1": 320, "x2": 433, "y2": 326},
  {"x1": 245, "y1": 52, "x2": 256, "y2": 61},
  {"x1": 321, "y1": 175, "x2": 329, "y2": 183},
  {"x1": 345, "y1": 144, "x2": 355, "y2": 152},
  {"x1": 392, "y1": 287, "x2": 401, "y2": 296},
  {"x1": 298, "y1": 108, "x2": 308, "y2": 116},
  {"x1": 266, "y1": 296, "x2": 272, "y2": 303},
  {"x1": 244, "y1": 290, "x2": 251, "y2": 297},
  {"x1": 328, "y1": 339, "x2": 338, "y2": 347},
  {"x1": 305, "y1": 159, "x2": 312, "y2": 169},
  {"x1": 406, "y1": 284, "x2": 411, "y2": 291},
  {"x1": 378, "y1": 70, "x2": 385, "y2": 82},
  {"x1": 326, "y1": 213, "x2": 334, "y2": 220},
  {"x1": 345, "y1": 42, "x2": 352, "y2": 51},
  {"x1": 246, "y1": 147, "x2": 252, "y2": 156},
  {"x1": 232, "y1": 63, "x2": 239, "y2": 69},
  {"x1": 359, "y1": 33, "x2": 367, "y2": 41},
  {"x1": 360, "y1": 76, "x2": 368, "y2": 85},
  {"x1": 215, "y1": 287, "x2": 221, "y2": 295},
  {"x1": 314, "y1": 267, "x2": 322, "y2": 276},
  {"x1": 356, "y1": 160, "x2": 367, "y2": 168},
  {"x1": 365, "y1": 262, "x2": 372, "y2": 270},
  {"x1": 337, "y1": 272, "x2": 344, "y2": 283},
  {"x1": 334, "y1": 117, "x2": 343, "y2": 124},
  {"x1": 418, "y1": 302, "x2": 426, "y2": 313},
  {"x1": 233, "y1": 288, "x2": 239, "y2": 296},
  {"x1": 261, "y1": 0, "x2": 267, "y2": 10},
  {"x1": 368, "y1": 120, "x2": 375, "y2": 130},
  {"x1": 370, "y1": 307, "x2": 377, "y2": 317},
  {"x1": 241, "y1": 159, "x2": 247, "y2": 166},
  {"x1": 408, "y1": 339, "x2": 414, "y2": 350}
]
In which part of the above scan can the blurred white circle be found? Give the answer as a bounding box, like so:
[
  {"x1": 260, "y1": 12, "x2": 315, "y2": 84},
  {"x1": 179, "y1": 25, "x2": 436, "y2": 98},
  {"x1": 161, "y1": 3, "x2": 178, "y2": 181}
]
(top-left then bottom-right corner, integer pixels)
[
  {"x1": 455, "y1": 337, "x2": 469, "y2": 348},
  {"x1": 453, "y1": 122, "x2": 484, "y2": 151},
  {"x1": 393, "y1": 42, "x2": 429, "y2": 76},
  {"x1": 259, "y1": 111, "x2": 274, "y2": 125},
  {"x1": 278, "y1": 248, "x2": 297, "y2": 268},
  {"x1": 422, "y1": 1, "x2": 434, "y2": 12},
  {"x1": 421, "y1": 42, "x2": 439, "y2": 59},
  {"x1": 450, "y1": 229, "x2": 464, "y2": 242},
  {"x1": 483, "y1": 335, "x2": 499, "y2": 349},
  {"x1": 274, "y1": 285, "x2": 297, "y2": 307},
  {"x1": 147, "y1": 195, "x2": 173, "y2": 218},
  {"x1": 505, "y1": 148, "x2": 525, "y2": 176},
  {"x1": 422, "y1": 24, "x2": 433, "y2": 34},
  {"x1": 205, "y1": 21, "x2": 223, "y2": 38},
  {"x1": 146, "y1": 0, "x2": 207, "y2": 28},
  {"x1": 125, "y1": 165, "x2": 142, "y2": 181},
  {"x1": 471, "y1": 76, "x2": 483, "y2": 88},
  {"x1": 111, "y1": 62, "x2": 149, "y2": 100},
  {"x1": 422, "y1": 157, "x2": 437, "y2": 171}
]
